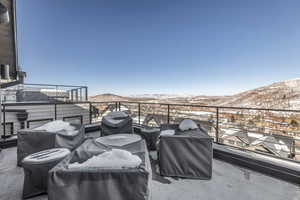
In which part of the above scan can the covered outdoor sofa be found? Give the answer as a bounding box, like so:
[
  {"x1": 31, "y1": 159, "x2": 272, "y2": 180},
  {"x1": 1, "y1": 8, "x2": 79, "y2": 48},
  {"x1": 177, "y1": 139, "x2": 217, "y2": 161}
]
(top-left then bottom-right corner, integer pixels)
[
  {"x1": 17, "y1": 120, "x2": 85, "y2": 166},
  {"x1": 158, "y1": 120, "x2": 213, "y2": 179},
  {"x1": 48, "y1": 134, "x2": 152, "y2": 200},
  {"x1": 101, "y1": 111, "x2": 133, "y2": 136}
]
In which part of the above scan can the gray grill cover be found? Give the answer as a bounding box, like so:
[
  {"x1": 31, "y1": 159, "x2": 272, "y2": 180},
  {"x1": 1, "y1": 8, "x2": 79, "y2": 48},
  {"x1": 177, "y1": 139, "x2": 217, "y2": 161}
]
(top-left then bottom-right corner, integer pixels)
[
  {"x1": 102, "y1": 111, "x2": 133, "y2": 136},
  {"x1": 48, "y1": 138, "x2": 152, "y2": 200},
  {"x1": 17, "y1": 123, "x2": 85, "y2": 166},
  {"x1": 158, "y1": 125, "x2": 213, "y2": 179}
]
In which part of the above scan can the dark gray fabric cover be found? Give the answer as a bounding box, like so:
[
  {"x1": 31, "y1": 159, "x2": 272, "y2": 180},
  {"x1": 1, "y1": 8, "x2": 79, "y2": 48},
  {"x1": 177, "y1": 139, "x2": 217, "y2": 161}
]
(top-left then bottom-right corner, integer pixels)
[
  {"x1": 102, "y1": 111, "x2": 133, "y2": 136},
  {"x1": 135, "y1": 127, "x2": 160, "y2": 150},
  {"x1": 158, "y1": 127, "x2": 213, "y2": 179},
  {"x1": 22, "y1": 149, "x2": 70, "y2": 199},
  {"x1": 48, "y1": 138, "x2": 152, "y2": 200},
  {"x1": 17, "y1": 124, "x2": 85, "y2": 166}
]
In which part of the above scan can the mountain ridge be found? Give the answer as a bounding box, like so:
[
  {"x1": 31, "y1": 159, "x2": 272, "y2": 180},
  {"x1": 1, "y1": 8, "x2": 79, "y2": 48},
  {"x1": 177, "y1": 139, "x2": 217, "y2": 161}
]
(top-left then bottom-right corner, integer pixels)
[{"x1": 89, "y1": 78, "x2": 300, "y2": 109}]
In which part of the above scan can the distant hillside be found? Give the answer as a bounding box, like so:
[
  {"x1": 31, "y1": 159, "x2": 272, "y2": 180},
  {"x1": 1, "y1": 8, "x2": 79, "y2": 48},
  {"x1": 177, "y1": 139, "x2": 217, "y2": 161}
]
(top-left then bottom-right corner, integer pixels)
[
  {"x1": 90, "y1": 78, "x2": 300, "y2": 109},
  {"x1": 213, "y1": 78, "x2": 300, "y2": 109},
  {"x1": 88, "y1": 93, "x2": 156, "y2": 102},
  {"x1": 89, "y1": 93, "x2": 128, "y2": 102}
]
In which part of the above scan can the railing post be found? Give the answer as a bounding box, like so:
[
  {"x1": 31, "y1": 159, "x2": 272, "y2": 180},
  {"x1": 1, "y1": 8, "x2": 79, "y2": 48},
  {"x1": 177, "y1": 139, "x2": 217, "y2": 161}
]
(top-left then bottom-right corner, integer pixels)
[
  {"x1": 167, "y1": 104, "x2": 170, "y2": 124},
  {"x1": 75, "y1": 89, "x2": 78, "y2": 101},
  {"x1": 89, "y1": 102, "x2": 92, "y2": 124},
  {"x1": 85, "y1": 87, "x2": 88, "y2": 101},
  {"x1": 2, "y1": 104, "x2": 5, "y2": 138},
  {"x1": 292, "y1": 139, "x2": 296, "y2": 158},
  {"x1": 138, "y1": 103, "x2": 141, "y2": 125},
  {"x1": 80, "y1": 88, "x2": 82, "y2": 101},
  {"x1": 55, "y1": 85, "x2": 58, "y2": 100},
  {"x1": 216, "y1": 107, "x2": 219, "y2": 143},
  {"x1": 71, "y1": 89, "x2": 74, "y2": 101},
  {"x1": 54, "y1": 103, "x2": 57, "y2": 120}
]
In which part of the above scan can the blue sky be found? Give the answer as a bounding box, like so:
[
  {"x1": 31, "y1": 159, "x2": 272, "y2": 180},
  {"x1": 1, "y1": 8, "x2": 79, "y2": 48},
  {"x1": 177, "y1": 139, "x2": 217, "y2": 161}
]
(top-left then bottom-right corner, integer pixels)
[{"x1": 16, "y1": 0, "x2": 300, "y2": 96}]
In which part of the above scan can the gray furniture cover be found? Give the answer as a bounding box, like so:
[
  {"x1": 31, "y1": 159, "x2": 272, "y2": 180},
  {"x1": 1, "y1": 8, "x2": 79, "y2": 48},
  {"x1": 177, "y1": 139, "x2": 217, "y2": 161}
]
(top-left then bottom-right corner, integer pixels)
[
  {"x1": 101, "y1": 111, "x2": 133, "y2": 136},
  {"x1": 158, "y1": 124, "x2": 213, "y2": 179},
  {"x1": 22, "y1": 148, "x2": 70, "y2": 199},
  {"x1": 48, "y1": 137, "x2": 152, "y2": 200},
  {"x1": 135, "y1": 126, "x2": 160, "y2": 150},
  {"x1": 17, "y1": 123, "x2": 85, "y2": 166}
]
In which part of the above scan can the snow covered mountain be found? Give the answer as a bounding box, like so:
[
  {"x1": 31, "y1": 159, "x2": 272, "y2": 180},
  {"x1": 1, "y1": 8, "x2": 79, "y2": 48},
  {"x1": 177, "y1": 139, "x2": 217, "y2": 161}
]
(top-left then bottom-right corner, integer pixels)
[
  {"x1": 213, "y1": 78, "x2": 300, "y2": 109},
  {"x1": 90, "y1": 78, "x2": 300, "y2": 110}
]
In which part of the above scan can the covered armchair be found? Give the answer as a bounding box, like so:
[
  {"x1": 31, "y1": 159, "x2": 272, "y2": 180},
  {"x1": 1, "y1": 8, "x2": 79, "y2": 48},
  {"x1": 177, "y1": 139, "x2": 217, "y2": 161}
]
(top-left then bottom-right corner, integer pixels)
[
  {"x1": 158, "y1": 119, "x2": 213, "y2": 179},
  {"x1": 17, "y1": 120, "x2": 85, "y2": 166},
  {"x1": 101, "y1": 111, "x2": 133, "y2": 136}
]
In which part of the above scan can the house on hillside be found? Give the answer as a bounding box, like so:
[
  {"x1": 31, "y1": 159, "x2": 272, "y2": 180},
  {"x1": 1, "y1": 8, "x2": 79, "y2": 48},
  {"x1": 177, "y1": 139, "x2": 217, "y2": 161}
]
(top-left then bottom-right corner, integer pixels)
[
  {"x1": 220, "y1": 128, "x2": 294, "y2": 159},
  {"x1": 219, "y1": 128, "x2": 256, "y2": 148},
  {"x1": 249, "y1": 135, "x2": 294, "y2": 158}
]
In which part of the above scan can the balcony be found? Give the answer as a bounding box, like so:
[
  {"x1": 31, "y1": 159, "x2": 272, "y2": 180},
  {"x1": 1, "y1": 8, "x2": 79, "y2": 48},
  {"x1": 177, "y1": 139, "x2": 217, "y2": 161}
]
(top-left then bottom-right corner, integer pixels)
[
  {"x1": 0, "y1": 95, "x2": 300, "y2": 199},
  {"x1": 1, "y1": 135, "x2": 300, "y2": 200}
]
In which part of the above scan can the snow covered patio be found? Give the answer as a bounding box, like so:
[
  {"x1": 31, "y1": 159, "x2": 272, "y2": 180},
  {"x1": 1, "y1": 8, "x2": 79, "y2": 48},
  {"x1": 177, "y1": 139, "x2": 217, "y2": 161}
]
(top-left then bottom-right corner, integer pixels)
[{"x1": 1, "y1": 131, "x2": 300, "y2": 200}]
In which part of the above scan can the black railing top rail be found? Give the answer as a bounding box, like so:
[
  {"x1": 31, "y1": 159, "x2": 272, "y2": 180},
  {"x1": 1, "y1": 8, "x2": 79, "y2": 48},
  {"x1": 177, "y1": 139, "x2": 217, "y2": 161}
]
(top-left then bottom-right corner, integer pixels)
[
  {"x1": 1, "y1": 101, "x2": 125, "y2": 107},
  {"x1": 2, "y1": 101, "x2": 91, "y2": 106},
  {"x1": 23, "y1": 83, "x2": 88, "y2": 89},
  {"x1": 3, "y1": 100, "x2": 300, "y2": 113},
  {"x1": 119, "y1": 101, "x2": 300, "y2": 113}
]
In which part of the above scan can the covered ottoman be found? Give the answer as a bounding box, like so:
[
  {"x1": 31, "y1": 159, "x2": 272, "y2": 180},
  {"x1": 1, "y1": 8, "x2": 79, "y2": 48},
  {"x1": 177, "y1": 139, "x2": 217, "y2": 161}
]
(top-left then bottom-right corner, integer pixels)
[
  {"x1": 48, "y1": 134, "x2": 152, "y2": 200},
  {"x1": 158, "y1": 122, "x2": 213, "y2": 179},
  {"x1": 17, "y1": 120, "x2": 85, "y2": 166},
  {"x1": 22, "y1": 148, "x2": 70, "y2": 199},
  {"x1": 101, "y1": 111, "x2": 133, "y2": 136}
]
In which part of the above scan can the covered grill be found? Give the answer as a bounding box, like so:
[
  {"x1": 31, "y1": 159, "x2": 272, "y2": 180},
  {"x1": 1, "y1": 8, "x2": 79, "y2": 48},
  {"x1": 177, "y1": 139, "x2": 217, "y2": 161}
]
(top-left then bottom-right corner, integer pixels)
[{"x1": 101, "y1": 111, "x2": 133, "y2": 136}]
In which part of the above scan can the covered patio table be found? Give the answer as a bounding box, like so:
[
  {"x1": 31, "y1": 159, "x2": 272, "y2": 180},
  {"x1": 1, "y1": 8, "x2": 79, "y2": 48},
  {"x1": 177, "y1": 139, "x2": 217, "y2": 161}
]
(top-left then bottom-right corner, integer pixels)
[
  {"x1": 158, "y1": 123, "x2": 213, "y2": 179},
  {"x1": 48, "y1": 134, "x2": 152, "y2": 200}
]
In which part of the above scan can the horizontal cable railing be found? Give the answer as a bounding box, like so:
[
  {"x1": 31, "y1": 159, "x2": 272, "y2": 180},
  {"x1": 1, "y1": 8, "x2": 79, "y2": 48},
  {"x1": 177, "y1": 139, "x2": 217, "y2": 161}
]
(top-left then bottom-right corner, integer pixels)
[{"x1": 1, "y1": 100, "x2": 300, "y2": 162}]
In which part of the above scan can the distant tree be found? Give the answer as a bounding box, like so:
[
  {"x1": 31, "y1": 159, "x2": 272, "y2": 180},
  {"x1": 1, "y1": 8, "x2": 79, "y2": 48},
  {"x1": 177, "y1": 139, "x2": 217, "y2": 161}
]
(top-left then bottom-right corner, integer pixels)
[
  {"x1": 254, "y1": 115, "x2": 262, "y2": 122},
  {"x1": 248, "y1": 120, "x2": 255, "y2": 126},
  {"x1": 230, "y1": 115, "x2": 235, "y2": 123},
  {"x1": 290, "y1": 119, "x2": 299, "y2": 127}
]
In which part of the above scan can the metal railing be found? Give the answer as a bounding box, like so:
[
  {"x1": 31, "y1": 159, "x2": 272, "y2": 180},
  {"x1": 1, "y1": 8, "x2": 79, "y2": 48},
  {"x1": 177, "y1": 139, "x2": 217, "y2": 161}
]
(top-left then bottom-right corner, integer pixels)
[
  {"x1": 0, "y1": 83, "x2": 88, "y2": 103},
  {"x1": 1, "y1": 100, "x2": 300, "y2": 162},
  {"x1": 92, "y1": 101, "x2": 300, "y2": 161}
]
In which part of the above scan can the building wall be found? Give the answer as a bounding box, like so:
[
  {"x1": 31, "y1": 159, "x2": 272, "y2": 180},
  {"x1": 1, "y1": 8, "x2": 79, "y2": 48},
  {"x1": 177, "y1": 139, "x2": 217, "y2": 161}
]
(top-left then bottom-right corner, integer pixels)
[
  {"x1": 0, "y1": 103, "x2": 90, "y2": 137},
  {"x1": 0, "y1": 0, "x2": 17, "y2": 80}
]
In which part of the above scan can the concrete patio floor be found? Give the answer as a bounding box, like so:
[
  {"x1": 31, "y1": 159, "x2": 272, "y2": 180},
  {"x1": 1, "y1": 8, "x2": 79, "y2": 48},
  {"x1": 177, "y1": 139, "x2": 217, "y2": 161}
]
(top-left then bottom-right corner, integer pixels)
[
  {"x1": 1, "y1": 129, "x2": 300, "y2": 200},
  {"x1": 1, "y1": 146, "x2": 300, "y2": 200}
]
